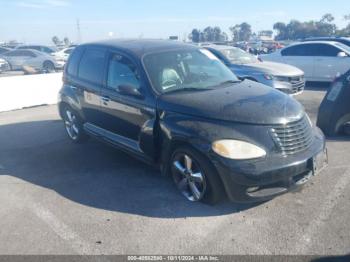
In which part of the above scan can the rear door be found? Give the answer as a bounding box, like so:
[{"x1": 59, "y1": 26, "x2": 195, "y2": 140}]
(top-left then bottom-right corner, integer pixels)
[
  {"x1": 4, "y1": 50, "x2": 32, "y2": 70},
  {"x1": 67, "y1": 46, "x2": 107, "y2": 125},
  {"x1": 280, "y1": 44, "x2": 315, "y2": 80},
  {"x1": 21, "y1": 50, "x2": 41, "y2": 69}
]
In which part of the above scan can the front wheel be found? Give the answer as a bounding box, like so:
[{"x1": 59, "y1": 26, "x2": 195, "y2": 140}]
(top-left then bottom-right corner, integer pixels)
[
  {"x1": 62, "y1": 106, "x2": 88, "y2": 143},
  {"x1": 170, "y1": 146, "x2": 225, "y2": 205}
]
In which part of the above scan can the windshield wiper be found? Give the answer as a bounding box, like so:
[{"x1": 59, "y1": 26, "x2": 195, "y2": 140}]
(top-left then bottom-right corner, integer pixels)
[
  {"x1": 210, "y1": 80, "x2": 241, "y2": 88},
  {"x1": 165, "y1": 87, "x2": 212, "y2": 94},
  {"x1": 219, "y1": 80, "x2": 241, "y2": 85}
]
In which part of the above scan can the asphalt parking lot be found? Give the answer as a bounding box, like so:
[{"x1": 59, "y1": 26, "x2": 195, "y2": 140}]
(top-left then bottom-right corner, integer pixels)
[{"x1": 0, "y1": 85, "x2": 350, "y2": 256}]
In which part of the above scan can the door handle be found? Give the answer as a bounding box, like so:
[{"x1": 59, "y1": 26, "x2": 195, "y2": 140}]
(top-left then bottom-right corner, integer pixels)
[
  {"x1": 101, "y1": 96, "x2": 110, "y2": 102},
  {"x1": 101, "y1": 96, "x2": 110, "y2": 106}
]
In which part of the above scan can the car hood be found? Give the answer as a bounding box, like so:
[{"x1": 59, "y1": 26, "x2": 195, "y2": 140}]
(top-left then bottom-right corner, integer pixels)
[
  {"x1": 158, "y1": 80, "x2": 304, "y2": 125},
  {"x1": 239, "y1": 61, "x2": 304, "y2": 76}
]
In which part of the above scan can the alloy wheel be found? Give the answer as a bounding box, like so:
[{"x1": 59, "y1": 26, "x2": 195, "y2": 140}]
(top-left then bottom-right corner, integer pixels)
[
  {"x1": 172, "y1": 153, "x2": 207, "y2": 201},
  {"x1": 64, "y1": 109, "x2": 80, "y2": 140}
]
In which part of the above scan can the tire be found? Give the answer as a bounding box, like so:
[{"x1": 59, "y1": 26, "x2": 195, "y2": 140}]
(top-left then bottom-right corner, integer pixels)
[
  {"x1": 62, "y1": 106, "x2": 88, "y2": 144},
  {"x1": 170, "y1": 146, "x2": 225, "y2": 205},
  {"x1": 43, "y1": 61, "x2": 55, "y2": 73}
]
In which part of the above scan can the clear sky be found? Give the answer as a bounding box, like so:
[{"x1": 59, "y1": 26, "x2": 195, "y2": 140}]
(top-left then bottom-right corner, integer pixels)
[{"x1": 1, "y1": 0, "x2": 349, "y2": 44}]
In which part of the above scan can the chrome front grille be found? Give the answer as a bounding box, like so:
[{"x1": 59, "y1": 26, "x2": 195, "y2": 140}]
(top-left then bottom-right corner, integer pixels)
[
  {"x1": 271, "y1": 116, "x2": 313, "y2": 155},
  {"x1": 289, "y1": 75, "x2": 305, "y2": 94}
]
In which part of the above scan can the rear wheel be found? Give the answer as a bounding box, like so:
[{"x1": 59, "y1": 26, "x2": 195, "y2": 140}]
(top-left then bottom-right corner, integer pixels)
[
  {"x1": 170, "y1": 146, "x2": 224, "y2": 205},
  {"x1": 62, "y1": 106, "x2": 88, "y2": 143},
  {"x1": 43, "y1": 61, "x2": 55, "y2": 73}
]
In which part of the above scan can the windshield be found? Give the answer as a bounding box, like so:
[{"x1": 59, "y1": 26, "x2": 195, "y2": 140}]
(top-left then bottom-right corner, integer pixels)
[
  {"x1": 220, "y1": 48, "x2": 259, "y2": 64},
  {"x1": 143, "y1": 49, "x2": 239, "y2": 93}
]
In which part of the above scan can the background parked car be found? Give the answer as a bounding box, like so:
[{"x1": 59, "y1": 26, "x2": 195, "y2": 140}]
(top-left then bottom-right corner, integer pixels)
[
  {"x1": 317, "y1": 69, "x2": 350, "y2": 136},
  {"x1": 205, "y1": 45, "x2": 305, "y2": 95},
  {"x1": 0, "y1": 47, "x2": 11, "y2": 55},
  {"x1": 16, "y1": 45, "x2": 57, "y2": 55},
  {"x1": 303, "y1": 37, "x2": 350, "y2": 47},
  {"x1": 261, "y1": 41, "x2": 350, "y2": 82},
  {"x1": 52, "y1": 47, "x2": 74, "y2": 62},
  {"x1": 1, "y1": 49, "x2": 64, "y2": 72},
  {"x1": 0, "y1": 58, "x2": 10, "y2": 73}
]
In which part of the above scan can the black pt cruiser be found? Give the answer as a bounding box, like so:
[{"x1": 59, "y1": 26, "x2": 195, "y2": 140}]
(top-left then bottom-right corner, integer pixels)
[{"x1": 58, "y1": 40, "x2": 327, "y2": 204}]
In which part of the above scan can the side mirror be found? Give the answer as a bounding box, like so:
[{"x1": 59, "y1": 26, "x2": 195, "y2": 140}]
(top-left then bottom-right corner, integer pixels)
[
  {"x1": 337, "y1": 52, "x2": 348, "y2": 58},
  {"x1": 118, "y1": 84, "x2": 143, "y2": 98}
]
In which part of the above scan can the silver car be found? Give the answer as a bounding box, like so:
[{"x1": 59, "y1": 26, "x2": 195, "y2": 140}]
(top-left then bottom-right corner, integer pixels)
[
  {"x1": 206, "y1": 45, "x2": 305, "y2": 95},
  {"x1": 0, "y1": 49, "x2": 64, "y2": 72},
  {"x1": 0, "y1": 58, "x2": 10, "y2": 73}
]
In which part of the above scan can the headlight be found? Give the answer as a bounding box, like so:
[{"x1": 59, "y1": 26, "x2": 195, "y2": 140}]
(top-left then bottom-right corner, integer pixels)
[
  {"x1": 212, "y1": 140, "x2": 266, "y2": 160},
  {"x1": 263, "y1": 74, "x2": 289, "y2": 82},
  {"x1": 263, "y1": 74, "x2": 274, "y2": 80}
]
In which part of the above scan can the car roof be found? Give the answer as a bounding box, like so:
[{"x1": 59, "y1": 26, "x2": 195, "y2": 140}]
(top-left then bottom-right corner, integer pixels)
[
  {"x1": 4, "y1": 49, "x2": 46, "y2": 55},
  {"x1": 80, "y1": 39, "x2": 197, "y2": 58},
  {"x1": 290, "y1": 41, "x2": 341, "y2": 46},
  {"x1": 304, "y1": 37, "x2": 350, "y2": 41},
  {"x1": 17, "y1": 44, "x2": 50, "y2": 47},
  {"x1": 205, "y1": 45, "x2": 238, "y2": 51}
]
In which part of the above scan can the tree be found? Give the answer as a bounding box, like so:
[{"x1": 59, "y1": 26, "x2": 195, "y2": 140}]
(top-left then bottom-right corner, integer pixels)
[
  {"x1": 273, "y1": 22, "x2": 287, "y2": 40},
  {"x1": 337, "y1": 14, "x2": 350, "y2": 36},
  {"x1": 229, "y1": 22, "x2": 252, "y2": 42},
  {"x1": 63, "y1": 37, "x2": 70, "y2": 46},
  {"x1": 239, "y1": 23, "x2": 252, "y2": 41},
  {"x1": 189, "y1": 29, "x2": 200, "y2": 43},
  {"x1": 229, "y1": 25, "x2": 240, "y2": 41},
  {"x1": 188, "y1": 26, "x2": 227, "y2": 42},
  {"x1": 273, "y1": 14, "x2": 338, "y2": 40},
  {"x1": 52, "y1": 36, "x2": 60, "y2": 46}
]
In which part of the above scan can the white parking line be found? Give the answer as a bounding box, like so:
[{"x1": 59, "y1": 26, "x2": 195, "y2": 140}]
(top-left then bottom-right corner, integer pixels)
[
  {"x1": 30, "y1": 202, "x2": 96, "y2": 255},
  {"x1": 293, "y1": 167, "x2": 350, "y2": 254}
]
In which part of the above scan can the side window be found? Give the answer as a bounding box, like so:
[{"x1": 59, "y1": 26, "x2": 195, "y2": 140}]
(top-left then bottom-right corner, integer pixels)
[
  {"x1": 78, "y1": 48, "x2": 106, "y2": 84},
  {"x1": 313, "y1": 44, "x2": 340, "y2": 57},
  {"x1": 281, "y1": 45, "x2": 308, "y2": 56},
  {"x1": 22, "y1": 51, "x2": 36, "y2": 57},
  {"x1": 67, "y1": 47, "x2": 84, "y2": 76},
  {"x1": 107, "y1": 54, "x2": 140, "y2": 90},
  {"x1": 9, "y1": 50, "x2": 26, "y2": 56},
  {"x1": 5, "y1": 51, "x2": 19, "y2": 57}
]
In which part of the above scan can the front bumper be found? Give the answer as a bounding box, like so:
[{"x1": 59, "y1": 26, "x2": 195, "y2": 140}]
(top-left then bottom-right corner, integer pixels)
[
  {"x1": 255, "y1": 76, "x2": 305, "y2": 96},
  {"x1": 211, "y1": 127, "x2": 327, "y2": 203},
  {"x1": 54, "y1": 60, "x2": 66, "y2": 69}
]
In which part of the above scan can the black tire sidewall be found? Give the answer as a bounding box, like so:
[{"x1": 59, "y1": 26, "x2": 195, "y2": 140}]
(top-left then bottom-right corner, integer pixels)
[{"x1": 43, "y1": 61, "x2": 55, "y2": 73}]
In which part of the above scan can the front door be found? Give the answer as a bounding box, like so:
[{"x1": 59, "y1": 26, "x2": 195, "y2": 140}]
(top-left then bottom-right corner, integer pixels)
[{"x1": 99, "y1": 51, "x2": 156, "y2": 159}]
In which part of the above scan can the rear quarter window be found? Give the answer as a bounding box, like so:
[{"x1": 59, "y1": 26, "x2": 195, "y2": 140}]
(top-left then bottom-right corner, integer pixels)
[
  {"x1": 66, "y1": 47, "x2": 84, "y2": 77},
  {"x1": 77, "y1": 48, "x2": 106, "y2": 84}
]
